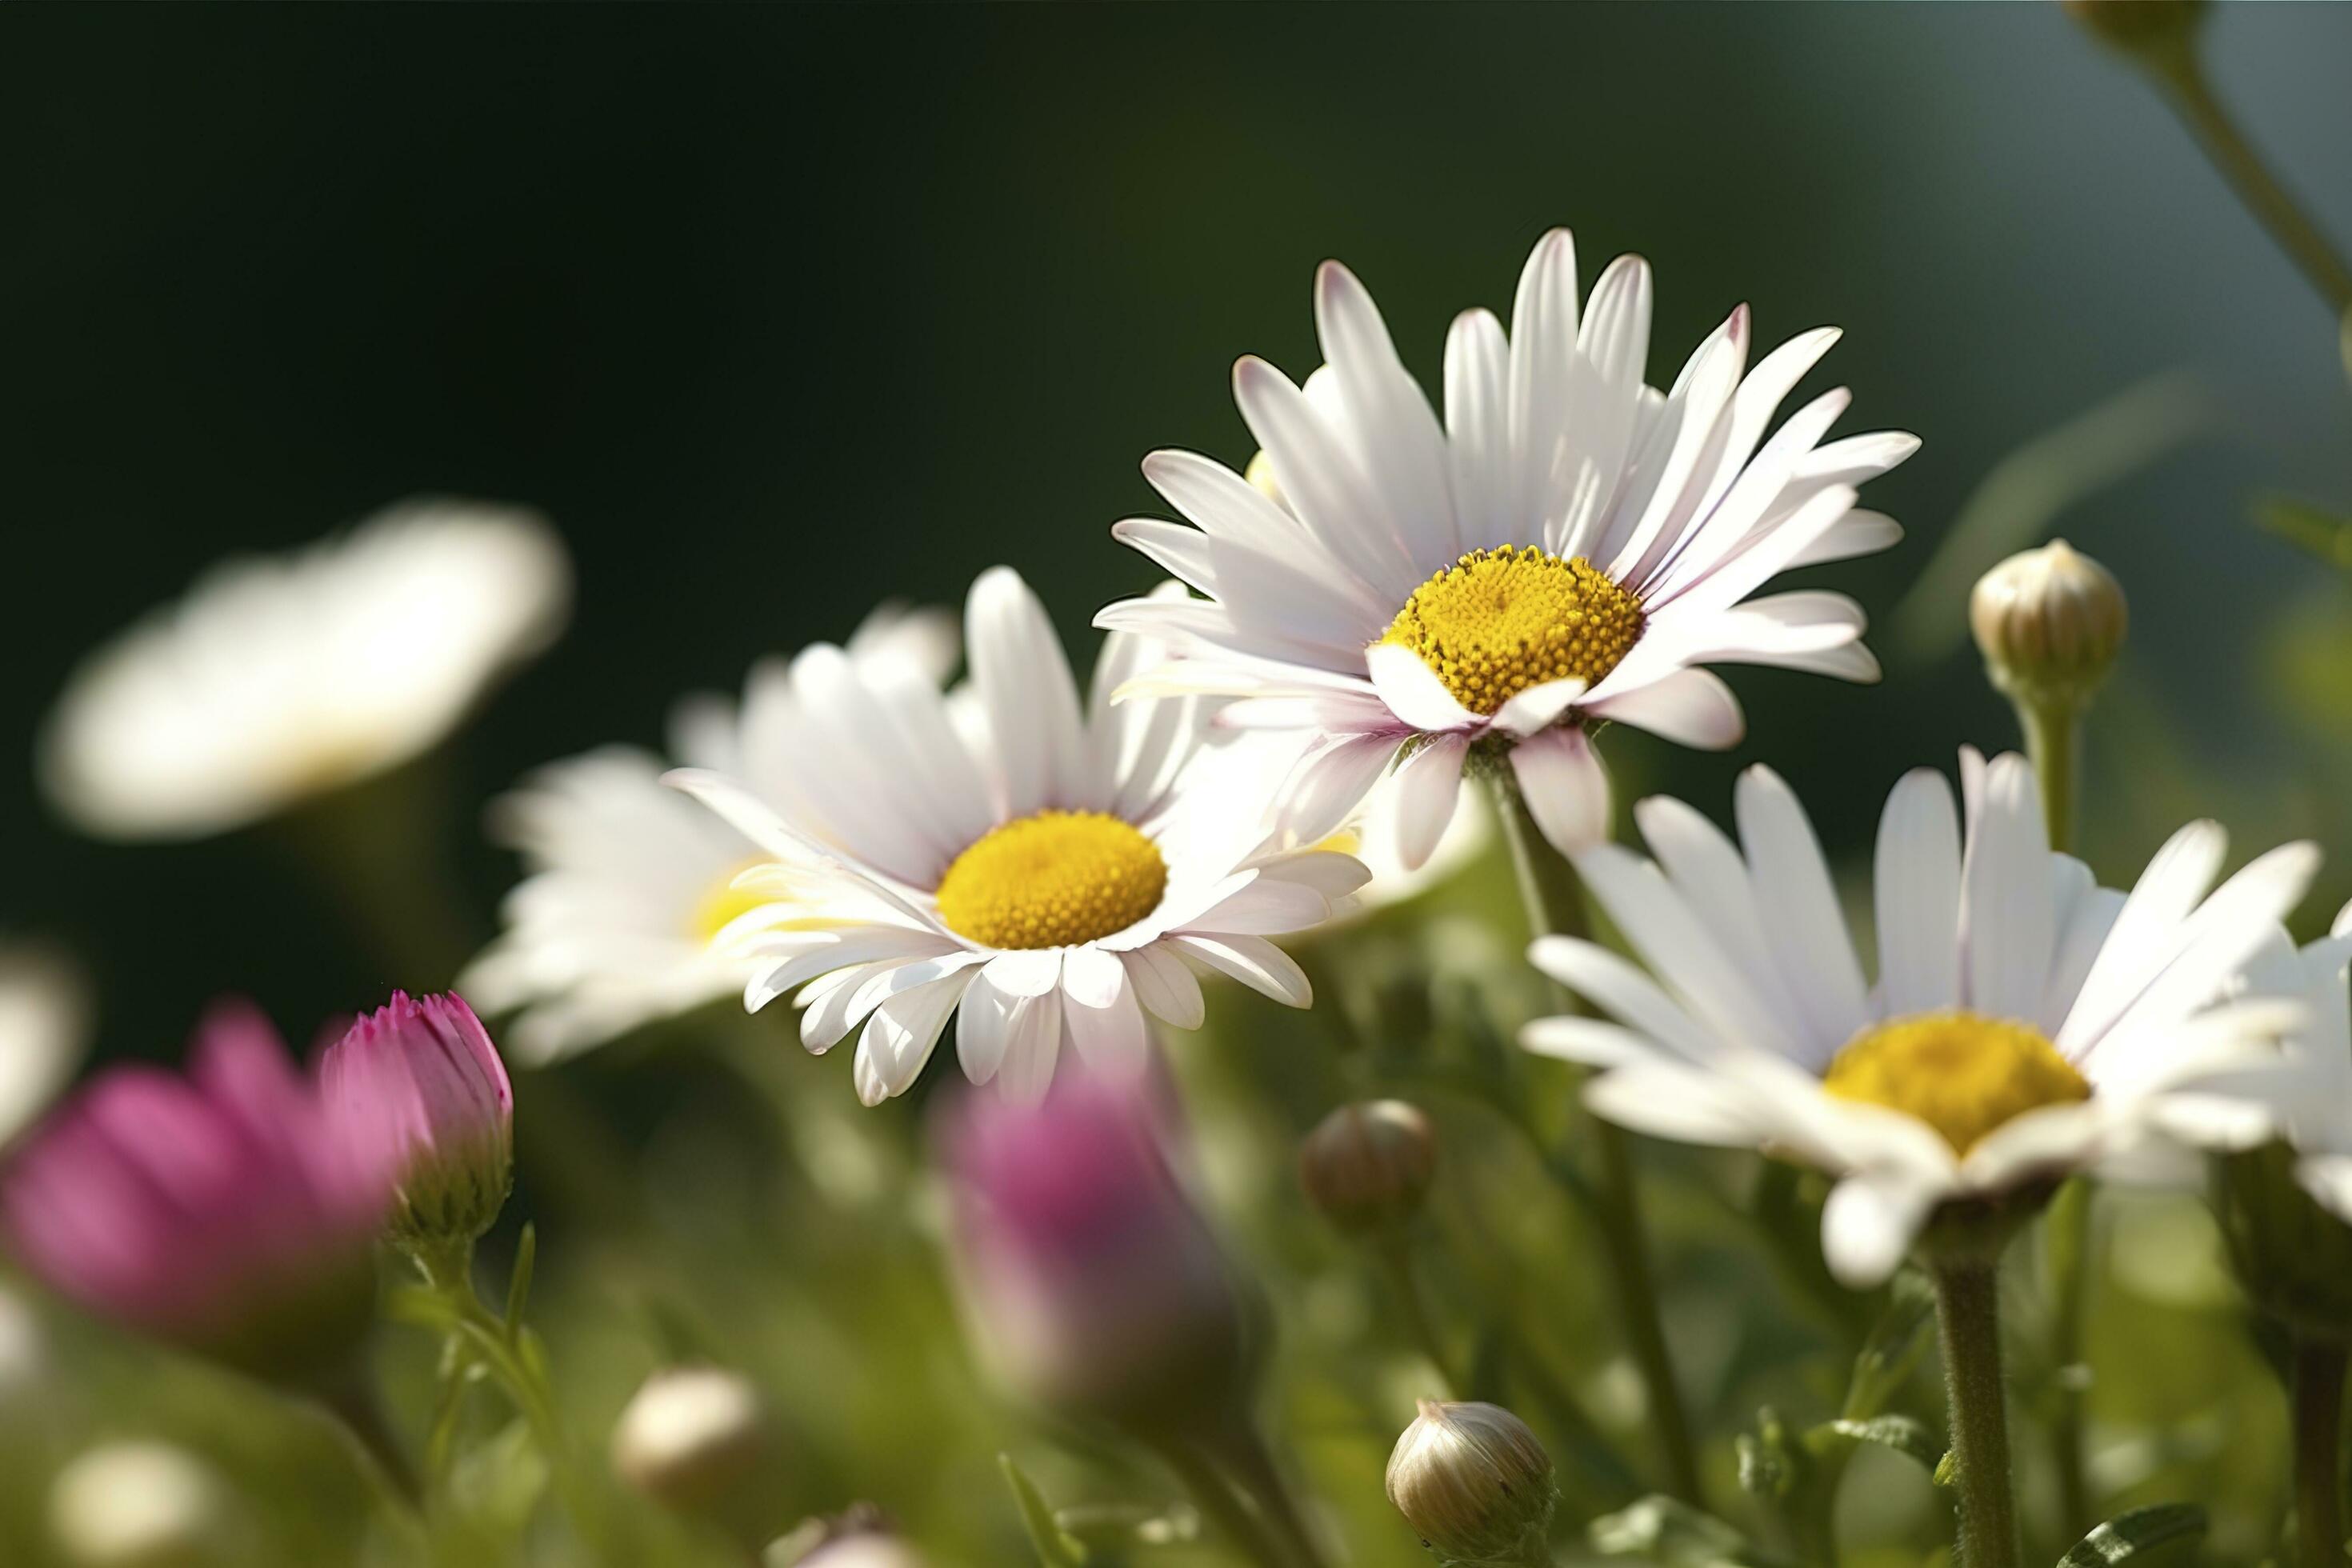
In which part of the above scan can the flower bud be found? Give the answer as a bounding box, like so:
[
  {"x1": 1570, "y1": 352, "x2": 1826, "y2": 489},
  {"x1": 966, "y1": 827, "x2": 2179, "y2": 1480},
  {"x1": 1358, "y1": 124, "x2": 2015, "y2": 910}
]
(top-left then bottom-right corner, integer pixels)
[
  {"x1": 1300, "y1": 1100, "x2": 1438, "y2": 1235},
  {"x1": 2213, "y1": 1140, "x2": 2352, "y2": 1335},
  {"x1": 1386, "y1": 1400, "x2": 1556, "y2": 1566},
  {"x1": 1969, "y1": 539, "x2": 2127, "y2": 711},
  {"x1": 938, "y1": 1067, "x2": 1254, "y2": 1439},
  {"x1": 49, "y1": 1442, "x2": 237, "y2": 1568},
  {"x1": 1, "y1": 1003, "x2": 387, "y2": 1386},
  {"x1": 320, "y1": 991, "x2": 514, "y2": 1261},
  {"x1": 768, "y1": 1507, "x2": 930, "y2": 1568},
  {"x1": 611, "y1": 1366, "x2": 772, "y2": 1518}
]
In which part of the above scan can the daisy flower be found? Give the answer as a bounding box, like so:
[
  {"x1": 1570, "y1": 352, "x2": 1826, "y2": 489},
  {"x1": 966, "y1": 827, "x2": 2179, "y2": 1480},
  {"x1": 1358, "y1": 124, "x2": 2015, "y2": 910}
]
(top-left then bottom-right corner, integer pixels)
[
  {"x1": 459, "y1": 604, "x2": 957, "y2": 1064},
  {"x1": 39, "y1": 499, "x2": 570, "y2": 841},
  {"x1": 1522, "y1": 750, "x2": 2316, "y2": 1286},
  {"x1": 669, "y1": 568, "x2": 1370, "y2": 1106},
  {"x1": 1100, "y1": 229, "x2": 1915, "y2": 864}
]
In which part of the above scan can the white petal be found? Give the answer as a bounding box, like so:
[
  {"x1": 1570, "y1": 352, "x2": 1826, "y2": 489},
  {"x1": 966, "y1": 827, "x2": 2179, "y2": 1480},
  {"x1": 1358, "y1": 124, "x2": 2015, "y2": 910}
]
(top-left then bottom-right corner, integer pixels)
[
  {"x1": 984, "y1": 948, "x2": 1064, "y2": 999},
  {"x1": 1584, "y1": 668, "x2": 1745, "y2": 750},
  {"x1": 1122, "y1": 944, "x2": 1206, "y2": 1030},
  {"x1": 1526, "y1": 935, "x2": 1724, "y2": 1063},
  {"x1": 1386, "y1": 734, "x2": 1471, "y2": 872},
  {"x1": 1959, "y1": 754, "x2": 2054, "y2": 1023},
  {"x1": 1169, "y1": 934, "x2": 1312, "y2": 1007},
  {"x1": 1873, "y1": 769, "x2": 1962, "y2": 1016},
  {"x1": 1061, "y1": 950, "x2": 1149, "y2": 1074},
  {"x1": 1735, "y1": 766, "x2": 1868, "y2": 1062},
  {"x1": 1365, "y1": 643, "x2": 1482, "y2": 734},
  {"x1": 1509, "y1": 726, "x2": 1611, "y2": 855},
  {"x1": 1490, "y1": 678, "x2": 1589, "y2": 738},
  {"x1": 968, "y1": 566, "x2": 1091, "y2": 817},
  {"x1": 994, "y1": 990, "x2": 1066, "y2": 1106},
  {"x1": 850, "y1": 970, "x2": 970, "y2": 1106},
  {"x1": 1820, "y1": 1174, "x2": 1938, "y2": 1288}
]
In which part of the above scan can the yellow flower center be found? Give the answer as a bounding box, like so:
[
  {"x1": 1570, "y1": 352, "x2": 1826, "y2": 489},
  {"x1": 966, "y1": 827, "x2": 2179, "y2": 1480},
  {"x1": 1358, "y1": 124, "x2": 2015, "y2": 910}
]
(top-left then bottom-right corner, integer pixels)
[
  {"x1": 690, "y1": 862, "x2": 780, "y2": 943},
  {"x1": 1822, "y1": 1011, "x2": 2091, "y2": 1154},
  {"x1": 1380, "y1": 547, "x2": 1644, "y2": 716},
  {"x1": 934, "y1": 810, "x2": 1169, "y2": 950}
]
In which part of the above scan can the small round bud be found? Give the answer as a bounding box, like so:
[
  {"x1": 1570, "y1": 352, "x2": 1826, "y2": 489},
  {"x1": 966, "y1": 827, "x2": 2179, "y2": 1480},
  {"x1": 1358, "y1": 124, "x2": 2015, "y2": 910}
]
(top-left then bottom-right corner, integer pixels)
[
  {"x1": 1299, "y1": 1101, "x2": 1438, "y2": 1235},
  {"x1": 1386, "y1": 1400, "x2": 1556, "y2": 1566},
  {"x1": 611, "y1": 1366, "x2": 771, "y2": 1518},
  {"x1": 50, "y1": 1442, "x2": 236, "y2": 1568},
  {"x1": 2062, "y1": 0, "x2": 2206, "y2": 64},
  {"x1": 1969, "y1": 539, "x2": 2127, "y2": 710}
]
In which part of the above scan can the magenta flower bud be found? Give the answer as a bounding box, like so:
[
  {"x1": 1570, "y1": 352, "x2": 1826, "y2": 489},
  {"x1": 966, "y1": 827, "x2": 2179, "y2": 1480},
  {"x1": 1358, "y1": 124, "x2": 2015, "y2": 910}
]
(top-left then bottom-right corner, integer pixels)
[
  {"x1": 0, "y1": 1002, "x2": 390, "y2": 1386},
  {"x1": 938, "y1": 1067, "x2": 1253, "y2": 1438},
  {"x1": 320, "y1": 992, "x2": 514, "y2": 1262}
]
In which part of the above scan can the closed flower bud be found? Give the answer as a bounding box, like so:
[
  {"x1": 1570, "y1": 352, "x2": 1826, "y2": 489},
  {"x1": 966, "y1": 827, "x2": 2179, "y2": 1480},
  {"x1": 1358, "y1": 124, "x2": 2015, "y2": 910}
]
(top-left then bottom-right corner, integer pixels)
[
  {"x1": 321, "y1": 992, "x2": 514, "y2": 1263},
  {"x1": 611, "y1": 1366, "x2": 771, "y2": 1518},
  {"x1": 1, "y1": 1004, "x2": 387, "y2": 1386},
  {"x1": 1969, "y1": 539, "x2": 2127, "y2": 710},
  {"x1": 1300, "y1": 1100, "x2": 1438, "y2": 1234},
  {"x1": 1386, "y1": 1400, "x2": 1556, "y2": 1566},
  {"x1": 938, "y1": 1068, "x2": 1253, "y2": 1439},
  {"x1": 50, "y1": 1442, "x2": 237, "y2": 1568}
]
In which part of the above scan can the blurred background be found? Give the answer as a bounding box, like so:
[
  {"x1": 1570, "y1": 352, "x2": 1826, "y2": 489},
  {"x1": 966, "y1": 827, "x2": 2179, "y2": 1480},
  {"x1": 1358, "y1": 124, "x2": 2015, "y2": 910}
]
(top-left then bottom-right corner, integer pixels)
[{"x1": 3, "y1": 4, "x2": 2351, "y2": 1565}]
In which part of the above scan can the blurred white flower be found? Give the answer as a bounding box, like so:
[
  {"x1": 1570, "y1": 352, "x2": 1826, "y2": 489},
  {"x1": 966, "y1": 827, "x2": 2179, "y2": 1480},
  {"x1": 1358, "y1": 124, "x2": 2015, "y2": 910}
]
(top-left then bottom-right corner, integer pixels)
[
  {"x1": 1101, "y1": 228, "x2": 1914, "y2": 866},
  {"x1": 1526, "y1": 750, "x2": 2316, "y2": 1286},
  {"x1": 460, "y1": 604, "x2": 956, "y2": 1064},
  {"x1": 49, "y1": 1441, "x2": 236, "y2": 1568},
  {"x1": 671, "y1": 568, "x2": 1370, "y2": 1106},
  {"x1": 0, "y1": 1283, "x2": 46, "y2": 1402},
  {"x1": 610, "y1": 1365, "x2": 770, "y2": 1515},
  {"x1": 39, "y1": 499, "x2": 570, "y2": 840},
  {"x1": 0, "y1": 943, "x2": 89, "y2": 1150}
]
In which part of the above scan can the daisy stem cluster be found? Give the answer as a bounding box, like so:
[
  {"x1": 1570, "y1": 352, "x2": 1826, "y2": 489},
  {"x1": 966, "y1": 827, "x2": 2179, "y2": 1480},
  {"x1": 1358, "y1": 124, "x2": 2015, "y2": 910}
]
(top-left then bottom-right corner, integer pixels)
[{"x1": 1486, "y1": 766, "x2": 1704, "y2": 1510}]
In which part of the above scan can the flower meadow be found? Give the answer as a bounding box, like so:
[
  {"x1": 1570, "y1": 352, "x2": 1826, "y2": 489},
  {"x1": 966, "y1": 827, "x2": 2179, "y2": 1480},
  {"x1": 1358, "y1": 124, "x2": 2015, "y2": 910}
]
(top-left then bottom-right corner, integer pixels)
[{"x1": 7, "y1": 5, "x2": 2352, "y2": 1566}]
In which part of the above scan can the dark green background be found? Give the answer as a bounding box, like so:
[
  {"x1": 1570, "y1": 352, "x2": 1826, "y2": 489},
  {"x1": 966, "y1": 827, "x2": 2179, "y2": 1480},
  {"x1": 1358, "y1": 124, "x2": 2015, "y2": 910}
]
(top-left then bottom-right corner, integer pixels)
[{"x1": 6, "y1": 3, "x2": 2350, "y2": 1062}]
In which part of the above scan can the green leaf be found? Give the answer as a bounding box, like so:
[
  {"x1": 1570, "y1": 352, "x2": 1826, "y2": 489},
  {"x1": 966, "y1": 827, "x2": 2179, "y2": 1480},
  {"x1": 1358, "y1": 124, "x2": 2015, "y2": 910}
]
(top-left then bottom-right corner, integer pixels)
[
  {"x1": 503, "y1": 1223, "x2": 537, "y2": 1346},
  {"x1": 1817, "y1": 1415, "x2": 1944, "y2": 1474},
  {"x1": 450, "y1": 1416, "x2": 550, "y2": 1535},
  {"x1": 999, "y1": 1454, "x2": 1086, "y2": 1567},
  {"x1": 2054, "y1": 1503, "x2": 2206, "y2": 1566}
]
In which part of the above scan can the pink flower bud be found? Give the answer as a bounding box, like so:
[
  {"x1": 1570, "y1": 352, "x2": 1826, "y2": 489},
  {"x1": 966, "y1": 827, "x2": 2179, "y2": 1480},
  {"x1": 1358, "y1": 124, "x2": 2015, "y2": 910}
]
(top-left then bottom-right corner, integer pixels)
[
  {"x1": 320, "y1": 992, "x2": 514, "y2": 1259},
  {"x1": 1, "y1": 1002, "x2": 390, "y2": 1386},
  {"x1": 938, "y1": 1067, "x2": 1252, "y2": 1436}
]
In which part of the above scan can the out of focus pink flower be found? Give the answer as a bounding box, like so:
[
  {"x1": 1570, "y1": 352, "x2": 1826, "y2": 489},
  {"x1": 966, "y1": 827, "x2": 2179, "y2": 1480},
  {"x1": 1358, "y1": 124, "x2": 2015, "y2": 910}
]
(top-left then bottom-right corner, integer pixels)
[
  {"x1": 938, "y1": 1066, "x2": 1253, "y2": 1435},
  {"x1": 0, "y1": 1002, "x2": 390, "y2": 1385},
  {"x1": 319, "y1": 991, "x2": 514, "y2": 1262}
]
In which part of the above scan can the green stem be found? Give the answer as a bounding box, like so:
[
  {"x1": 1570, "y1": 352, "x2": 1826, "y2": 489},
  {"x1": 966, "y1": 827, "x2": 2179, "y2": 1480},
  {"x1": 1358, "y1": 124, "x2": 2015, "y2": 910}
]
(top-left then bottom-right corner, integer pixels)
[
  {"x1": 1215, "y1": 1420, "x2": 1334, "y2": 1568},
  {"x1": 2014, "y1": 698, "x2": 2081, "y2": 856},
  {"x1": 1152, "y1": 1436, "x2": 1302, "y2": 1568},
  {"x1": 1374, "y1": 1234, "x2": 1459, "y2": 1398},
  {"x1": 2292, "y1": 1334, "x2": 2348, "y2": 1568},
  {"x1": 2044, "y1": 1178, "x2": 2095, "y2": 1542},
  {"x1": 1930, "y1": 1257, "x2": 2022, "y2": 1568},
  {"x1": 2148, "y1": 46, "x2": 2352, "y2": 318},
  {"x1": 1486, "y1": 768, "x2": 1705, "y2": 1510}
]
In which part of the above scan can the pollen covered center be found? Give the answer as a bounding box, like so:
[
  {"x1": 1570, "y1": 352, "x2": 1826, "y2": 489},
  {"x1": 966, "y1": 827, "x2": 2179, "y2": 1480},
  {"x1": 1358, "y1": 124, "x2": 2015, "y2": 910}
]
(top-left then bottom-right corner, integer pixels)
[
  {"x1": 1822, "y1": 1011, "x2": 2090, "y2": 1154},
  {"x1": 1380, "y1": 547, "x2": 1644, "y2": 716},
  {"x1": 934, "y1": 810, "x2": 1169, "y2": 950}
]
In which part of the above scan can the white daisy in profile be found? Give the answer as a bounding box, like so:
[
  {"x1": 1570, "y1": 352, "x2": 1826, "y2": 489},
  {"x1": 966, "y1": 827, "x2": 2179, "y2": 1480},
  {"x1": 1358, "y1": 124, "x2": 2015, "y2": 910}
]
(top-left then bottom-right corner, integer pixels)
[
  {"x1": 460, "y1": 605, "x2": 958, "y2": 1065},
  {"x1": 39, "y1": 499, "x2": 570, "y2": 841},
  {"x1": 1522, "y1": 750, "x2": 2317, "y2": 1285},
  {"x1": 0, "y1": 945, "x2": 89, "y2": 1151},
  {"x1": 1100, "y1": 229, "x2": 1915, "y2": 863},
  {"x1": 669, "y1": 567, "x2": 1370, "y2": 1106}
]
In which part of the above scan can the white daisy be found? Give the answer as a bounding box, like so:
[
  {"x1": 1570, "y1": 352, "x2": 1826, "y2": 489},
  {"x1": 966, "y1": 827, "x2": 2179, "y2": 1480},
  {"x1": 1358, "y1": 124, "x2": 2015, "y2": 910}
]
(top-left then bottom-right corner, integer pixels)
[
  {"x1": 459, "y1": 605, "x2": 958, "y2": 1065},
  {"x1": 669, "y1": 568, "x2": 1370, "y2": 1107},
  {"x1": 0, "y1": 945, "x2": 88, "y2": 1150},
  {"x1": 39, "y1": 499, "x2": 570, "y2": 840},
  {"x1": 1099, "y1": 228, "x2": 1915, "y2": 864},
  {"x1": 1522, "y1": 750, "x2": 2317, "y2": 1286}
]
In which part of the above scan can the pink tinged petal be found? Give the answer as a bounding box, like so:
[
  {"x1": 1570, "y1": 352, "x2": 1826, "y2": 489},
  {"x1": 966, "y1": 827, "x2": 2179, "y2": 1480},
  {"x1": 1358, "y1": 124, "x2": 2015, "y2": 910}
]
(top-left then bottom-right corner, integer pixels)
[
  {"x1": 1820, "y1": 1174, "x2": 1939, "y2": 1288},
  {"x1": 1109, "y1": 519, "x2": 1218, "y2": 596},
  {"x1": 1386, "y1": 734, "x2": 1471, "y2": 873},
  {"x1": 1122, "y1": 946, "x2": 1206, "y2": 1030},
  {"x1": 1873, "y1": 769, "x2": 1965, "y2": 1017},
  {"x1": 1232, "y1": 356, "x2": 1422, "y2": 599},
  {"x1": 1547, "y1": 254, "x2": 1654, "y2": 558},
  {"x1": 1736, "y1": 766, "x2": 1870, "y2": 1061},
  {"x1": 1959, "y1": 754, "x2": 2056, "y2": 1023},
  {"x1": 1490, "y1": 678, "x2": 1589, "y2": 738},
  {"x1": 1278, "y1": 733, "x2": 1402, "y2": 846},
  {"x1": 852, "y1": 970, "x2": 970, "y2": 1107},
  {"x1": 1509, "y1": 726, "x2": 1611, "y2": 856},
  {"x1": 1365, "y1": 643, "x2": 1482, "y2": 734},
  {"x1": 1592, "y1": 314, "x2": 1744, "y2": 577},
  {"x1": 1167, "y1": 934, "x2": 1312, "y2": 1008},
  {"x1": 1583, "y1": 668, "x2": 1745, "y2": 750},
  {"x1": 1648, "y1": 483, "x2": 1860, "y2": 618}
]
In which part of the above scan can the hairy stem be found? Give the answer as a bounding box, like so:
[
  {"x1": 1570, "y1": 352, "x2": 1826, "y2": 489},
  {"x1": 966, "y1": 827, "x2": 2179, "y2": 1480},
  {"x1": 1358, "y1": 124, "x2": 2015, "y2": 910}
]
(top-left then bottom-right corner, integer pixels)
[{"x1": 1931, "y1": 1258, "x2": 2022, "y2": 1568}]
